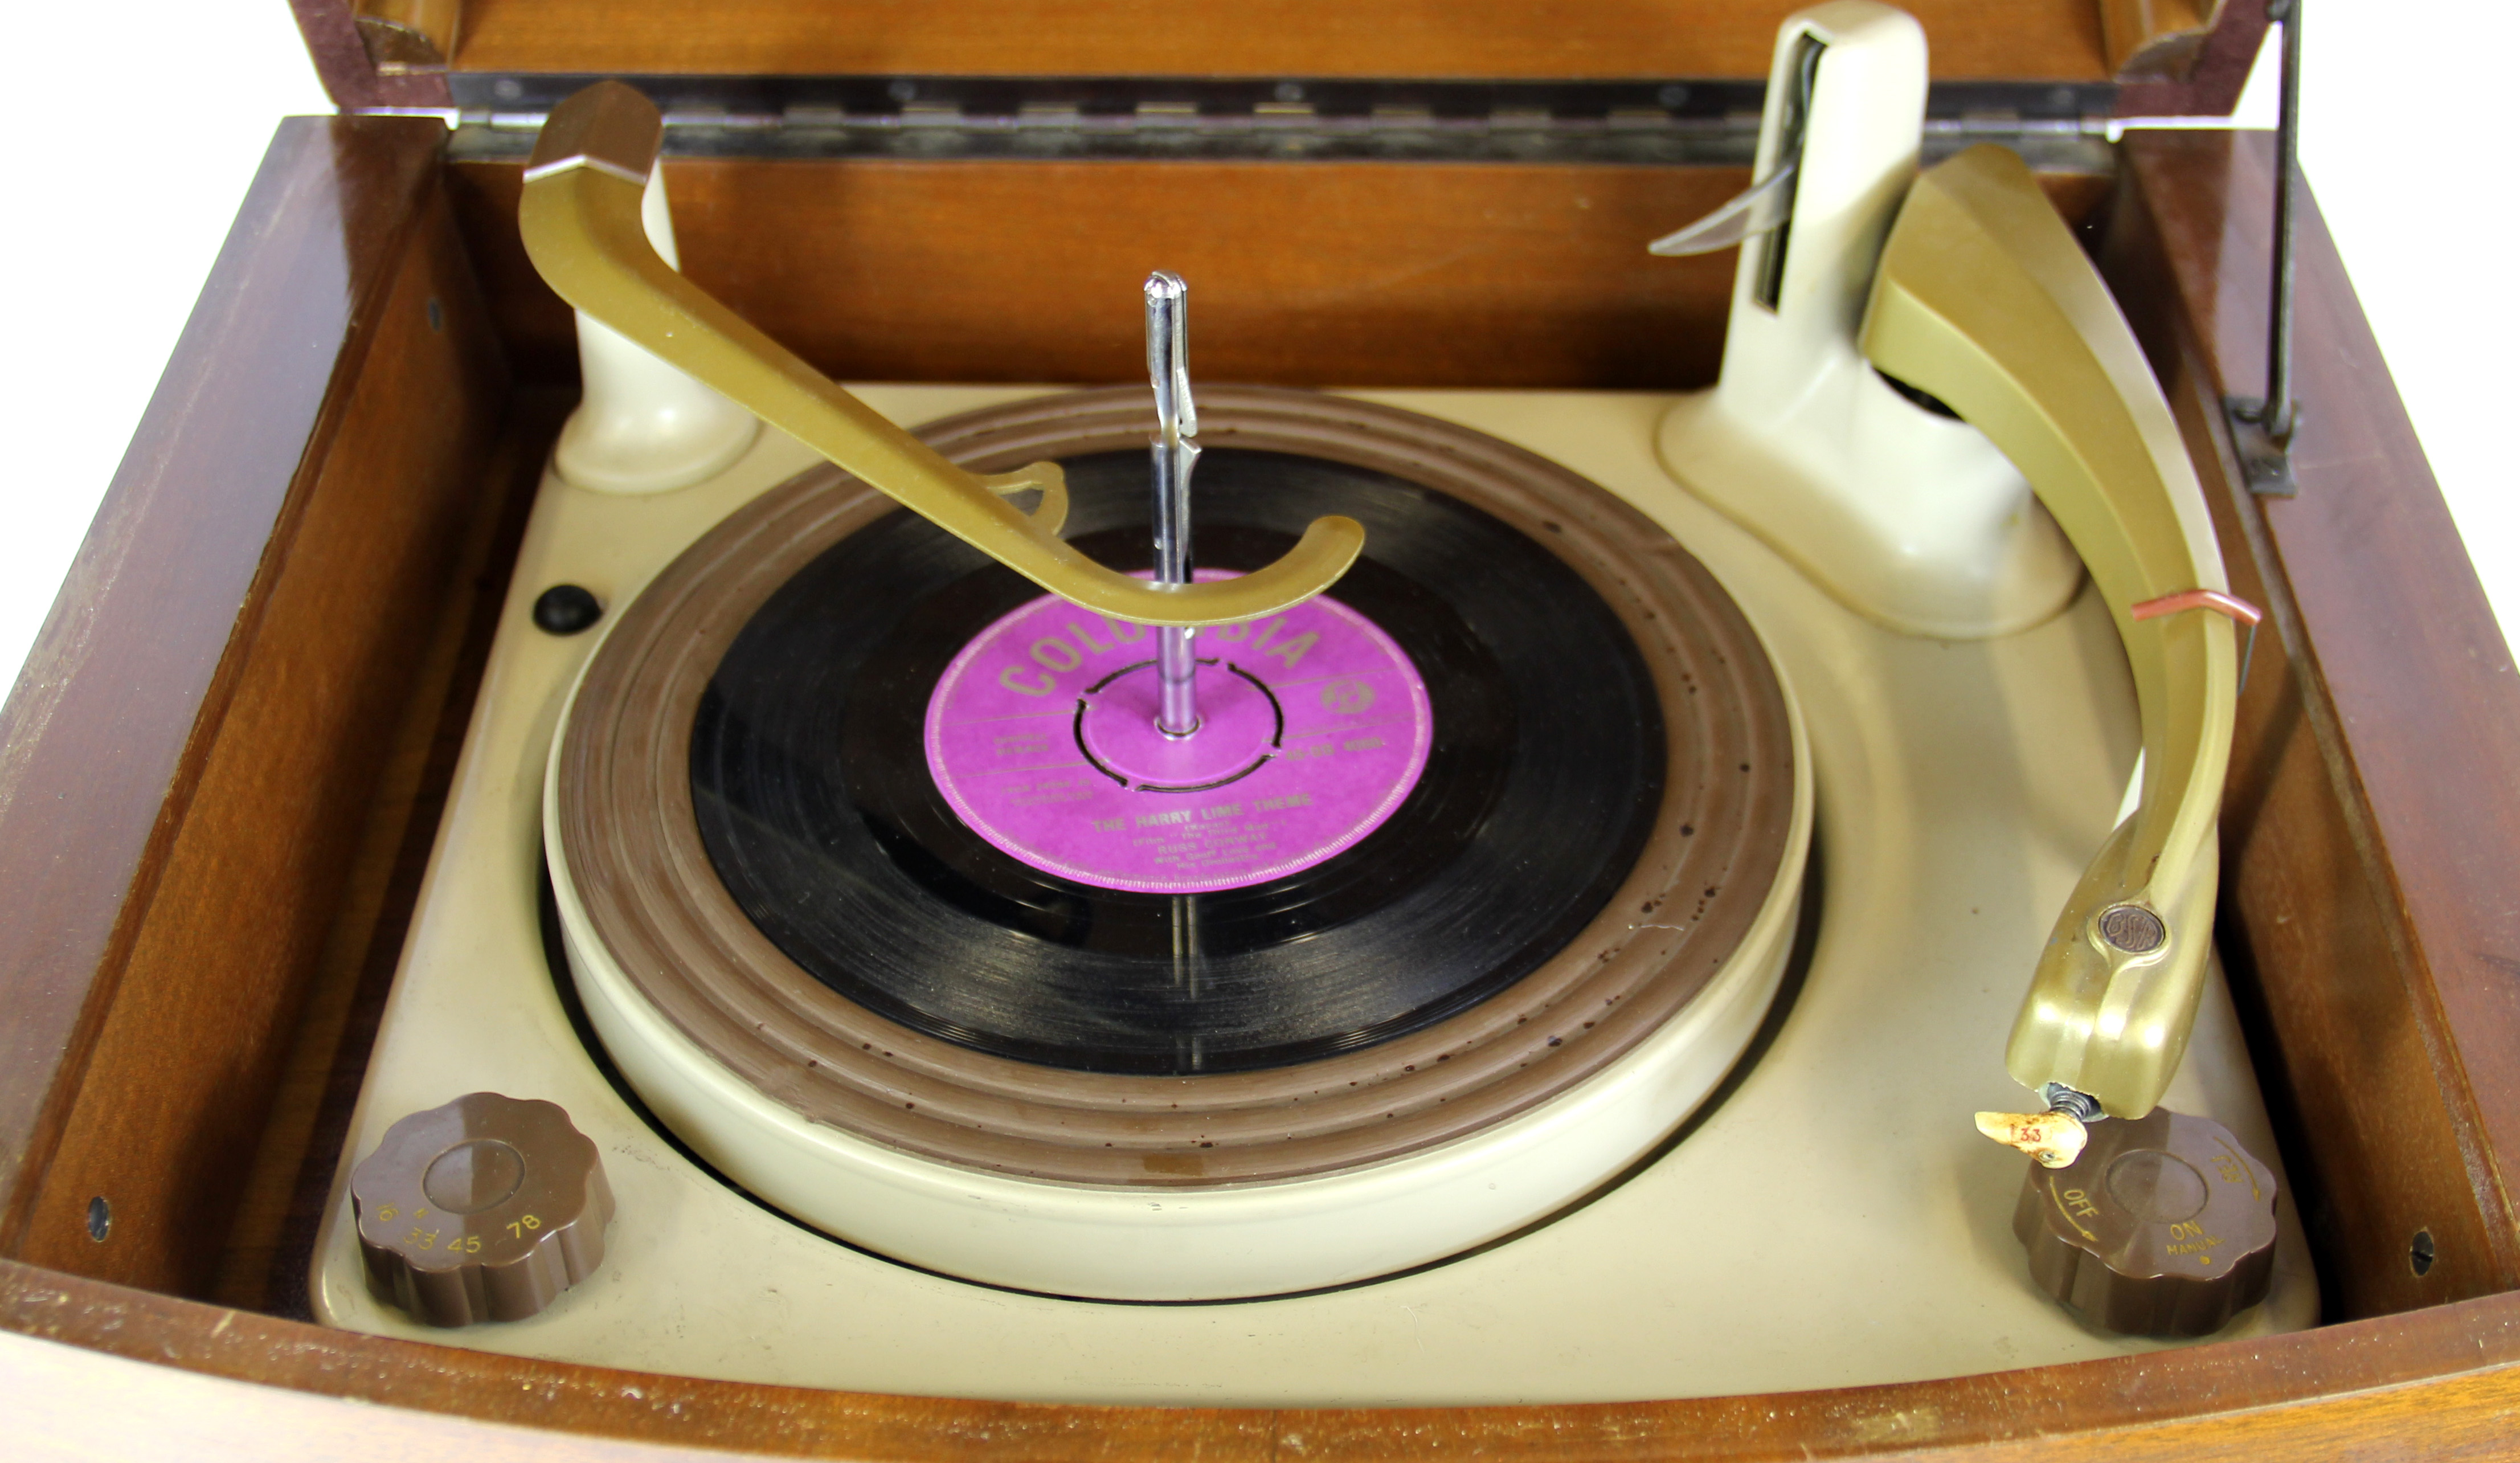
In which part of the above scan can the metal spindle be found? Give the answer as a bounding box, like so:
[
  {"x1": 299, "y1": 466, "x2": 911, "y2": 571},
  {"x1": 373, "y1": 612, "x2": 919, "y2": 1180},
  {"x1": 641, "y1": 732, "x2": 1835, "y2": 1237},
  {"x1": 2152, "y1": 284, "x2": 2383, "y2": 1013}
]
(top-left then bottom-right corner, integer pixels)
[{"x1": 1146, "y1": 271, "x2": 1202, "y2": 737}]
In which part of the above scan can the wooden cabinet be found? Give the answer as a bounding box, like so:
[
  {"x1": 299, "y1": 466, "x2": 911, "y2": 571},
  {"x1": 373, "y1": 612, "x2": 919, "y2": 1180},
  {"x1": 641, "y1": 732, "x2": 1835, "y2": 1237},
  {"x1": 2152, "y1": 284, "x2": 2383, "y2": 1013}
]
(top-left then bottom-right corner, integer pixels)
[{"x1": 7, "y1": 3, "x2": 2518, "y2": 1454}]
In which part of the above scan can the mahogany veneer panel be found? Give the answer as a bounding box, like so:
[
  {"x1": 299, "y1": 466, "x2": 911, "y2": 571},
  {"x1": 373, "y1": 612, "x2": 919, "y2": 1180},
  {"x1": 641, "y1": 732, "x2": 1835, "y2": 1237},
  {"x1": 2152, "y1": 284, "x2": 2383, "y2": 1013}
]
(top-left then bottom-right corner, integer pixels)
[
  {"x1": 2099, "y1": 0, "x2": 2209, "y2": 73},
  {"x1": 452, "y1": 157, "x2": 1744, "y2": 390},
  {"x1": 2112, "y1": 2, "x2": 2267, "y2": 119},
  {"x1": 210, "y1": 390, "x2": 562, "y2": 1314},
  {"x1": 6, "y1": 1257, "x2": 2520, "y2": 1459},
  {"x1": 449, "y1": 157, "x2": 2109, "y2": 390},
  {"x1": 449, "y1": 0, "x2": 2110, "y2": 81},
  {"x1": 288, "y1": 0, "x2": 456, "y2": 111},
  {"x1": 0, "y1": 116, "x2": 505, "y2": 1290},
  {"x1": 290, "y1": 0, "x2": 2260, "y2": 120},
  {"x1": 14, "y1": 190, "x2": 504, "y2": 1297},
  {"x1": 2106, "y1": 129, "x2": 2520, "y2": 1318}
]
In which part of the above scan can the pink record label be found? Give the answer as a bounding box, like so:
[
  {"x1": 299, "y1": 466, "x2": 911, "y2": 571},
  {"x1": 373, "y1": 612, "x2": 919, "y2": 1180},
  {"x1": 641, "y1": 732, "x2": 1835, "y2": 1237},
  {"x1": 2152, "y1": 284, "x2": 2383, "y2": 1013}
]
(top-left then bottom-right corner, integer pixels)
[{"x1": 923, "y1": 572, "x2": 1432, "y2": 894}]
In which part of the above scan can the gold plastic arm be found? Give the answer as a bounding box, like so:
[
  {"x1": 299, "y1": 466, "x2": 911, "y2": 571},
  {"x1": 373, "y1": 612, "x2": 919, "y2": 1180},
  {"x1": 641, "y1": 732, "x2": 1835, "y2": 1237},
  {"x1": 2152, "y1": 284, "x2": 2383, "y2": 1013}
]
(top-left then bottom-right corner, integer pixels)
[
  {"x1": 518, "y1": 81, "x2": 1364, "y2": 627},
  {"x1": 1861, "y1": 146, "x2": 2238, "y2": 1118}
]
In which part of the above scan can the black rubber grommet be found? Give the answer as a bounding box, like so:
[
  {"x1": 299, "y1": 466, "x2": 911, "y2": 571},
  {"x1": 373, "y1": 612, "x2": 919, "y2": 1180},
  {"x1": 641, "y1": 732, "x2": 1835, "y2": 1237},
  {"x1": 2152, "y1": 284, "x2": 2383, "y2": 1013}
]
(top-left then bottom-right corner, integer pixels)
[{"x1": 534, "y1": 585, "x2": 604, "y2": 636}]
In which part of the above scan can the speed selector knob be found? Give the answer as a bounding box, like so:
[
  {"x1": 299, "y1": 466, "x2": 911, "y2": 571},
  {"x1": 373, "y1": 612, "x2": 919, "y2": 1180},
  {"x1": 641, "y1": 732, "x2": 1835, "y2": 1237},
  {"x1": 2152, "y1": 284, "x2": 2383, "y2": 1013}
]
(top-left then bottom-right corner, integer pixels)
[
  {"x1": 2014, "y1": 1107, "x2": 2277, "y2": 1337},
  {"x1": 351, "y1": 1092, "x2": 614, "y2": 1326}
]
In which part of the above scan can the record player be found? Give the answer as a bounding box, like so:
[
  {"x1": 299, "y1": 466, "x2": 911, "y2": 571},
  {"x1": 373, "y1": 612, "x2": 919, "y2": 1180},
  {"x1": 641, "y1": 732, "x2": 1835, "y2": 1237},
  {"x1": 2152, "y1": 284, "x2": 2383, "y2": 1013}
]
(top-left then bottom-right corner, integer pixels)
[{"x1": 6, "y1": 0, "x2": 2520, "y2": 1455}]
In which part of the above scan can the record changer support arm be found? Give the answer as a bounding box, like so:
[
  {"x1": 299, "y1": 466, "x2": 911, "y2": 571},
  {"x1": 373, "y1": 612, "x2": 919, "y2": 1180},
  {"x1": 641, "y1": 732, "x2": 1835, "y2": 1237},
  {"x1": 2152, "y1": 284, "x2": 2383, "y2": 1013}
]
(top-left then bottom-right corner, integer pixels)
[
  {"x1": 1862, "y1": 145, "x2": 2241, "y2": 1125},
  {"x1": 518, "y1": 81, "x2": 1364, "y2": 628}
]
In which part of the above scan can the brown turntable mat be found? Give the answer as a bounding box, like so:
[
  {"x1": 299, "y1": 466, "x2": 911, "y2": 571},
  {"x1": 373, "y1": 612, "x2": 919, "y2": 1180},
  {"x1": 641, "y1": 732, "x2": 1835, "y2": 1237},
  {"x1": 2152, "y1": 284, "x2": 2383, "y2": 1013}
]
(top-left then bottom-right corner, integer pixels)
[{"x1": 551, "y1": 386, "x2": 1794, "y2": 1186}]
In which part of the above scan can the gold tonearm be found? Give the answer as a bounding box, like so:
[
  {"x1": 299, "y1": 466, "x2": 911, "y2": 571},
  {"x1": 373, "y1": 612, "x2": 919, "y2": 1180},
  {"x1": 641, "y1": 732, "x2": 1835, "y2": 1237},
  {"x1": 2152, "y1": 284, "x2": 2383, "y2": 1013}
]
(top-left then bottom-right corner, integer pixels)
[
  {"x1": 518, "y1": 80, "x2": 1364, "y2": 628},
  {"x1": 1863, "y1": 145, "x2": 2240, "y2": 1122}
]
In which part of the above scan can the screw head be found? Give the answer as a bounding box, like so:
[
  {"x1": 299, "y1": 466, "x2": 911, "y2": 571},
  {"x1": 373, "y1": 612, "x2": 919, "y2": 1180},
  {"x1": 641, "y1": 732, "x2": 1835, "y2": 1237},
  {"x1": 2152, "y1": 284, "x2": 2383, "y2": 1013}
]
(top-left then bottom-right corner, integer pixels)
[{"x1": 2098, "y1": 904, "x2": 2167, "y2": 954}]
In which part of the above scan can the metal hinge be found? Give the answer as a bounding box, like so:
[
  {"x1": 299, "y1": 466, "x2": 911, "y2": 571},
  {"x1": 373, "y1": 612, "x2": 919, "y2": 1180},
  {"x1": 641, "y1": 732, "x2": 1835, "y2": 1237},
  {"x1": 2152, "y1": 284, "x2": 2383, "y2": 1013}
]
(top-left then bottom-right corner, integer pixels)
[{"x1": 441, "y1": 75, "x2": 2118, "y2": 170}]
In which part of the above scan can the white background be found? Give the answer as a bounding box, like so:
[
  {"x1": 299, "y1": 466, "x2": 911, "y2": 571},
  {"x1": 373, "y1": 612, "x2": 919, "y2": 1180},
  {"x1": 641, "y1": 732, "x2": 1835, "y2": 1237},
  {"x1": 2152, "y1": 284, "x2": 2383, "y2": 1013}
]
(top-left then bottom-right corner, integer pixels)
[{"x1": 0, "y1": 2, "x2": 2510, "y2": 692}]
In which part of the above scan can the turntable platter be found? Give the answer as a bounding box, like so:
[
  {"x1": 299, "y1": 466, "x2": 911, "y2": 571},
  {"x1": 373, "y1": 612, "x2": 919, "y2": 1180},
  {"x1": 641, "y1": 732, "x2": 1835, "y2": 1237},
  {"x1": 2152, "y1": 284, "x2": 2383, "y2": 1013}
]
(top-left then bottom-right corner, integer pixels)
[
  {"x1": 546, "y1": 387, "x2": 1810, "y2": 1298},
  {"x1": 695, "y1": 445, "x2": 1670, "y2": 1076}
]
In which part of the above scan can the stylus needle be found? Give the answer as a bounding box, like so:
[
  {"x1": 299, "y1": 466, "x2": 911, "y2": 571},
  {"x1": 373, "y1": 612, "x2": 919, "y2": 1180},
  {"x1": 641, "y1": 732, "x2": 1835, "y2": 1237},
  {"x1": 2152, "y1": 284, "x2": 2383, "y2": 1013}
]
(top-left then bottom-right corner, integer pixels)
[{"x1": 1147, "y1": 271, "x2": 1203, "y2": 738}]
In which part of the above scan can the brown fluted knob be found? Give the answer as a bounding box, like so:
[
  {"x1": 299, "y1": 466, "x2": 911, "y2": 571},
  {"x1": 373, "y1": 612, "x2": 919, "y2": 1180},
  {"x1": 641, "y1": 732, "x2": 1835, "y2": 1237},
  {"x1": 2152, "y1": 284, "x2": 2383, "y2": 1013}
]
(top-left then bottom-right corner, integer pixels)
[
  {"x1": 2014, "y1": 1106, "x2": 2277, "y2": 1337},
  {"x1": 352, "y1": 1092, "x2": 613, "y2": 1327}
]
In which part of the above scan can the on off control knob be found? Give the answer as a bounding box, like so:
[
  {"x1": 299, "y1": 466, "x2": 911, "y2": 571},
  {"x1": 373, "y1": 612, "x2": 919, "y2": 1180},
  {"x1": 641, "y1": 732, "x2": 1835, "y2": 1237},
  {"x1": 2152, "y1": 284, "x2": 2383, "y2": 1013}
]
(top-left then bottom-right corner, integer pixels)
[
  {"x1": 351, "y1": 1092, "x2": 613, "y2": 1326},
  {"x1": 2014, "y1": 1107, "x2": 2278, "y2": 1337}
]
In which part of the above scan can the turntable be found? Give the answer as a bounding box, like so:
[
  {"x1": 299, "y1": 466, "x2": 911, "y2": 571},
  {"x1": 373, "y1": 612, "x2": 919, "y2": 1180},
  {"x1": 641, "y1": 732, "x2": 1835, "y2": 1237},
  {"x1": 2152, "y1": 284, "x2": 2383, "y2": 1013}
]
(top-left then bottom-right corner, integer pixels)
[{"x1": 7, "y1": 0, "x2": 2520, "y2": 1454}]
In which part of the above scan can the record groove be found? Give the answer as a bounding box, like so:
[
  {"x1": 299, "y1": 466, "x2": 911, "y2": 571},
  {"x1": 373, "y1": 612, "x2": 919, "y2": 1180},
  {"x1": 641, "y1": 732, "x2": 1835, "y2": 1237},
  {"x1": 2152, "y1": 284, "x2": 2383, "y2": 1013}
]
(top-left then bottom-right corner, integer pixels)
[
  {"x1": 689, "y1": 448, "x2": 1664, "y2": 1075},
  {"x1": 552, "y1": 386, "x2": 1795, "y2": 1186}
]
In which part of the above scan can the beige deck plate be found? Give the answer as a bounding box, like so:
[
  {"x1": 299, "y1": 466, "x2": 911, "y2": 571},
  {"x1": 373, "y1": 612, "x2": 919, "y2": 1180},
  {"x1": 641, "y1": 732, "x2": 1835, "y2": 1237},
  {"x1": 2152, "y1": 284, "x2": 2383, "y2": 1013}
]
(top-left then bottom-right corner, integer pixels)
[{"x1": 314, "y1": 386, "x2": 2313, "y2": 1405}]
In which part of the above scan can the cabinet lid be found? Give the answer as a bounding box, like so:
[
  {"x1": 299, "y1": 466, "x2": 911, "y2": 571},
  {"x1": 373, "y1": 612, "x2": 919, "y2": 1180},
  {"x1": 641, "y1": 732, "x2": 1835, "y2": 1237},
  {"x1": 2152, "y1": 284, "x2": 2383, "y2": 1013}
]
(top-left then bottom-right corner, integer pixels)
[{"x1": 293, "y1": 0, "x2": 2267, "y2": 125}]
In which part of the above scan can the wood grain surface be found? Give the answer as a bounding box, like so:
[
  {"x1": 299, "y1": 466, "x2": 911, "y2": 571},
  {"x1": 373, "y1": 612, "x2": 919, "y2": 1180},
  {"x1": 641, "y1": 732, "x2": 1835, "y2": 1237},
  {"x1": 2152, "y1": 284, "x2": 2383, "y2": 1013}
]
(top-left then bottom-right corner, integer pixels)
[
  {"x1": 211, "y1": 390, "x2": 562, "y2": 1315},
  {"x1": 2113, "y1": 2, "x2": 2269, "y2": 119},
  {"x1": 0, "y1": 116, "x2": 501, "y2": 1293},
  {"x1": 7, "y1": 1256, "x2": 2520, "y2": 1458},
  {"x1": 447, "y1": 0, "x2": 2113, "y2": 82},
  {"x1": 284, "y1": 0, "x2": 2255, "y2": 122},
  {"x1": 289, "y1": 0, "x2": 455, "y2": 111},
  {"x1": 449, "y1": 157, "x2": 2111, "y2": 391},
  {"x1": 2098, "y1": 0, "x2": 2208, "y2": 73}
]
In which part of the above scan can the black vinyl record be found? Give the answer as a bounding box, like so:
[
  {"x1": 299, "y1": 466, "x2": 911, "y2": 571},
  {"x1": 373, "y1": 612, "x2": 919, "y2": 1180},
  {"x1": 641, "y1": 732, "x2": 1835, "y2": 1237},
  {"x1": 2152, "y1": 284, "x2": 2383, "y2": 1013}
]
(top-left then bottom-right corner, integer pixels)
[{"x1": 689, "y1": 448, "x2": 1666, "y2": 1076}]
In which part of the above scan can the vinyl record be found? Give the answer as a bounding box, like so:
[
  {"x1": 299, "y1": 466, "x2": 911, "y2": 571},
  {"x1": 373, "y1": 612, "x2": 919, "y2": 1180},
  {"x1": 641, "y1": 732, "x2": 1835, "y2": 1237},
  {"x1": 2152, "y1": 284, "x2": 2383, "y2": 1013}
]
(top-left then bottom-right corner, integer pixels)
[
  {"x1": 550, "y1": 386, "x2": 1796, "y2": 1194},
  {"x1": 688, "y1": 447, "x2": 1666, "y2": 1076}
]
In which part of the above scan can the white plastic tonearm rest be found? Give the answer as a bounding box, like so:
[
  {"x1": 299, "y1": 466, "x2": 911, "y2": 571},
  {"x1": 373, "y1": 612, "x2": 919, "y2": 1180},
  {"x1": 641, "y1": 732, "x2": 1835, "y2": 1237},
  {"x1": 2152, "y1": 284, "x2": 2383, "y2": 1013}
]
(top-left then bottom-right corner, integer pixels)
[
  {"x1": 1652, "y1": 0, "x2": 2083, "y2": 640},
  {"x1": 551, "y1": 166, "x2": 760, "y2": 495}
]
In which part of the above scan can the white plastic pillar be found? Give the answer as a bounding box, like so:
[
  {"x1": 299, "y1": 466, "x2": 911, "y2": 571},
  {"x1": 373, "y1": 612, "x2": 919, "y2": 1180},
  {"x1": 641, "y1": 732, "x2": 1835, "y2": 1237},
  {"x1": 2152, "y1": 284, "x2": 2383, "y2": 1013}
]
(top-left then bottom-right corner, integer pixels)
[
  {"x1": 551, "y1": 165, "x2": 760, "y2": 495},
  {"x1": 1655, "y1": 1, "x2": 2081, "y2": 640}
]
